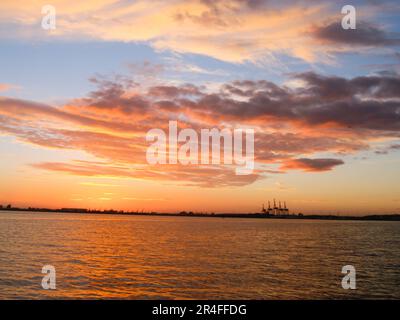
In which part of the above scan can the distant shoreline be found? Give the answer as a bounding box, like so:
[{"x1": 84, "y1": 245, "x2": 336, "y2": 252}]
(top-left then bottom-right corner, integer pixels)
[{"x1": 1, "y1": 206, "x2": 400, "y2": 221}]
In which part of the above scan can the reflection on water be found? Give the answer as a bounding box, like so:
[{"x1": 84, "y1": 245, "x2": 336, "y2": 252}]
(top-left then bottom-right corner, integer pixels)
[{"x1": 0, "y1": 211, "x2": 399, "y2": 299}]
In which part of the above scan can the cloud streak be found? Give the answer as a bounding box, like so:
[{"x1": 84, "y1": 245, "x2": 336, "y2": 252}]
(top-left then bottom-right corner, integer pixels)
[{"x1": 280, "y1": 158, "x2": 344, "y2": 172}]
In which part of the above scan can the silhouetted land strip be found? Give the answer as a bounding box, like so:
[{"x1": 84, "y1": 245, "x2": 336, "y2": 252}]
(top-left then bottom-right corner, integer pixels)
[{"x1": 1, "y1": 205, "x2": 400, "y2": 221}]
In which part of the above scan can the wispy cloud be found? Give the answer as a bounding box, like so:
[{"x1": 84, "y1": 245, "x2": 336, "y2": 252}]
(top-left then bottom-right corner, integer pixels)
[
  {"x1": 2, "y1": 1, "x2": 398, "y2": 64},
  {"x1": 122, "y1": 197, "x2": 168, "y2": 201},
  {"x1": 0, "y1": 83, "x2": 18, "y2": 92}
]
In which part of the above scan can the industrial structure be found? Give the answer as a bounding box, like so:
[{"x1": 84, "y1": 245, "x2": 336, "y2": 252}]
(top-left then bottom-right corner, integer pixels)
[{"x1": 261, "y1": 199, "x2": 290, "y2": 216}]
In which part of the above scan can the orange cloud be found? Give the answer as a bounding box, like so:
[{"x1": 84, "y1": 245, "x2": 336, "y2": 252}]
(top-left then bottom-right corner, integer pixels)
[
  {"x1": 1, "y1": 0, "x2": 389, "y2": 64},
  {"x1": 280, "y1": 158, "x2": 344, "y2": 172},
  {"x1": 2, "y1": 71, "x2": 399, "y2": 187}
]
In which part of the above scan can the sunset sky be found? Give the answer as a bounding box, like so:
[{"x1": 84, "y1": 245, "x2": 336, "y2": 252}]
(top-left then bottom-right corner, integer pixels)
[{"x1": 1, "y1": 0, "x2": 400, "y2": 214}]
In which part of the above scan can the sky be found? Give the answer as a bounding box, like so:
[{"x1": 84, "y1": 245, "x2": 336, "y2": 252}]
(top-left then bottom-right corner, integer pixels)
[{"x1": 1, "y1": 0, "x2": 400, "y2": 214}]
